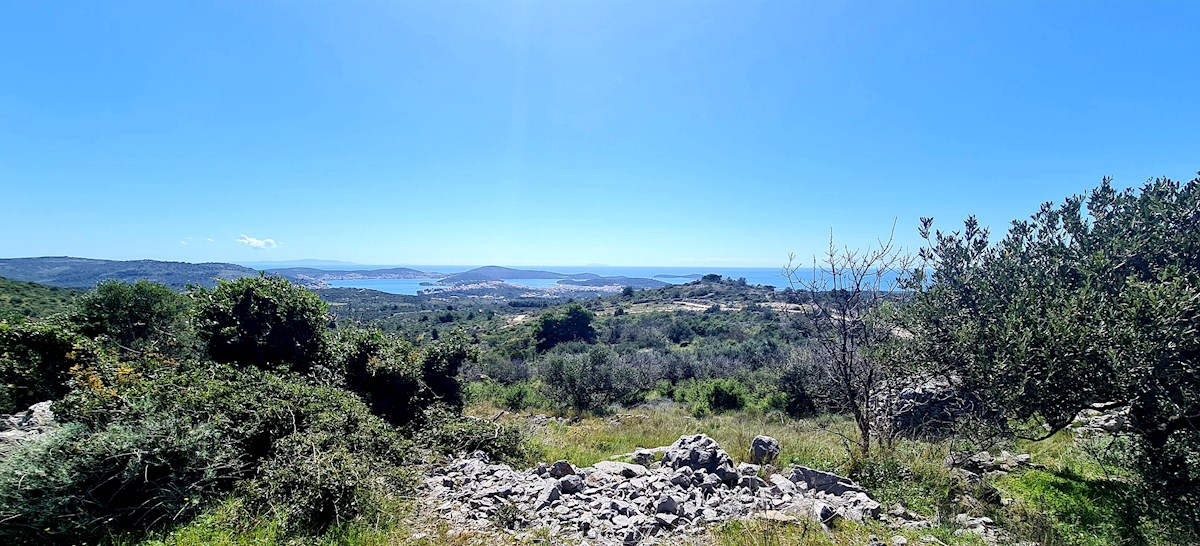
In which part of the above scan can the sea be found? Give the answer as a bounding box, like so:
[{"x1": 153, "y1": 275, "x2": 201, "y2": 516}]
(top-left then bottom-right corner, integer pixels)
[{"x1": 318, "y1": 265, "x2": 801, "y2": 296}]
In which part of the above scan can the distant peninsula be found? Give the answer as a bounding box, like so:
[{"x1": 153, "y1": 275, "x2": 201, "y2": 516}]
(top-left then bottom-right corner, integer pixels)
[{"x1": 0, "y1": 258, "x2": 675, "y2": 298}]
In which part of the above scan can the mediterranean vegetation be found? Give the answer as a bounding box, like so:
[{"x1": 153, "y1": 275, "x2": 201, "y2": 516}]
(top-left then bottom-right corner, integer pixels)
[{"x1": 0, "y1": 175, "x2": 1197, "y2": 545}]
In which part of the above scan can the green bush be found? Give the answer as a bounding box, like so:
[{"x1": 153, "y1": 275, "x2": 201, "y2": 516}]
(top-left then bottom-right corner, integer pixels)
[
  {"x1": 0, "y1": 416, "x2": 240, "y2": 543},
  {"x1": 240, "y1": 397, "x2": 411, "y2": 533},
  {"x1": 465, "y1": 379, "x2": 551, "y2": 411},
  {"x1": 329, "y1": 329, "x2": 473, "y2": 426},
  {"x1": 0, "y1": 319, "x2": 107, "y2": 412},
  {"x1": 418, "y1": 406, "x2": 538, "y2": 466},
  {"x1": 191, "y1": 276, "x2": 328, "y2": 374},
  {"x1": 1, "y1": 361, "x2": 415, "y2": 543},
  {"x1": 533, "y1": 304, "x2": 597, "y2": 352},
  {"x1": 72, "y1": 280, "x2": 191, "y2": 356},
  {"x1": 538, "y1": 347, "x2": 645, "y2": 412},
  {"x1": 673, "y1": 378, "x2": 749, "y2": 415}
]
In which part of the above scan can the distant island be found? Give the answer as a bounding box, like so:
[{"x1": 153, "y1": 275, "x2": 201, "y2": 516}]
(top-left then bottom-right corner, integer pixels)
[
  {"x1": 558, "y1": 276, "x2": 667, "y2": 288},
  {"x1": 435, "y1": 265, "x2": 568, "y2": 284},
  {"x1": 265, "y1": 267, "x2": 440, "y2": 286},
  {"x1": 0, "y1": 258, "x2": 671, "y2": 298}
]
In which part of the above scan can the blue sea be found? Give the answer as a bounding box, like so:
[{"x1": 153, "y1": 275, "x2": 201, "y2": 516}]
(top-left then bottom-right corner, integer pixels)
[{"x1": 321, "y1": 265, "x2": 801, "y2": 296}]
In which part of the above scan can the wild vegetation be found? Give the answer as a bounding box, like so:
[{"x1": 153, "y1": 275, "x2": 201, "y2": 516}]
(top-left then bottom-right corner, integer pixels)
[
  {"x1": 0, "y1": 277, "x2": 77, "y2": 321},
  {"x1": 1, "y1": 176, "x2": 1196, "y2": 544}
]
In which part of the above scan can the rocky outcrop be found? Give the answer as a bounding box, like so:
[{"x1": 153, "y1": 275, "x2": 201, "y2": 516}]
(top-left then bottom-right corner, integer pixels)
[
  {"x1": 0, "y1": 401, "x2": 55, "y2": 451},
  {"x1": 422, "y1": 434, "x2": 882, "y2": 545},
  {"x1": 1072, "y1": 405, "x2": 1131, "y2": 434},
  {"x1": 873, "y1": 378, "x2": 1001, "y2": 440},
  {"x1": 946, "y1": 450, "x2": 1038, "y2": 483}
]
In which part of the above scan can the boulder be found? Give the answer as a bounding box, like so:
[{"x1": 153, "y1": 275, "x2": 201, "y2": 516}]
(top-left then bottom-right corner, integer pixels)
[
  {"x1": 549, "y1": 459, "x2": 576, "y2": 478},
  {"x1": 593, "y1": 460, "x2": 649, "y2": 478},
  {"x1": 534, "y1": 482, "x2": 561, "y2": 510},
  {"x1": 873, "y1": 378, "x2": 1001, "y2": 440},
  {"x1": 559, "y1": 474, "x2": 585, "y2": 494},
  {"x1": 654, "y1": 494, "x2": 678, "y2": 514},
  {"x1": 789, "y1": 466, "x2": 865, "y2": 496},
  {"x1": 749, "y1": 435, "x2": 780, "y2": 465}
]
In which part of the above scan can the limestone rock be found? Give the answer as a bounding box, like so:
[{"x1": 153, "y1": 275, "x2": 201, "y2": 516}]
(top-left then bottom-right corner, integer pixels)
[
  {"x1": 549, "y1": 459, "x2": 576, "y2": 478},
  {"x1": 749, "y1": 435, "x2": 780, "y2": 465}
]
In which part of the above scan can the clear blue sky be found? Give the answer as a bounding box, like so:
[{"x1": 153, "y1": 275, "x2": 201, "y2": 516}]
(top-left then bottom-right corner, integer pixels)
[{"x1": 2, "y1": 1, "x2": 1197, "y2": 267}]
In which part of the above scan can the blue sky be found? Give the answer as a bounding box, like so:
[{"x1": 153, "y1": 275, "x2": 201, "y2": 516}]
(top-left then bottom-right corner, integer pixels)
[{"x1": 2, "y1": 1, "x2": 1197, "y2": 267}]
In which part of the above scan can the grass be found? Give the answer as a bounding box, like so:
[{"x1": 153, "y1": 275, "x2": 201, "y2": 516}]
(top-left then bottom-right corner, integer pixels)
[
  {"x1": 126, "y1": 497, "x2": 541, "y2": 546},
  {"x1": 469, "y1": 401, "x2": 857, "y2": 471},
  {"x1": 711, "y1": 518, "x2": 987, "y2": 546},
  {"x1": 991, "y1": 469, "x2": 1141, "y2": 546},
  {"x1": 126, "y1": 404, "x2": 1184, "y2": 546}
]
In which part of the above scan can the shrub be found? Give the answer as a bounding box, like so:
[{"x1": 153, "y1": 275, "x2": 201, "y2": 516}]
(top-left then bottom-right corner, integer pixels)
[
  {"x1": 417, "y1": 406, "x2": 537, "y2": 465},
  {"x1": 328, "y1": 329, "x2": 474, "y2": 427},
  {"x1": 0, "y1": 416, "x2": 241, "y2": 543},
  {"x1": 240, "y1": 397, "x2": 411, "y2": 533},
  {"x1": 0, "y1": 361, "x2": 415, "y2": 543},
  {"x1": 538, "y1": 347, "x2": 645, "y2": 412},
  {"x1": 478, "y1": 353, "x2": 532, "y2": 384},
  {"x1": 533, "y1": 304, "x2": 596, "y2": 352},
  {"x1": 464, "y1": 380, "x2": 551, "y2": 411},
  {"x1": 673, "y1": 378, "x2": 749, "y2": 415},
  {"x1": 71, "y1": 280, "x2": 191, "y2": 356},
  {"x1": 191, "y1": 276, "x2": 328, "y2": 374},
  {"x1": 0, "y1": 319, "x2": 108, "y2": 412}
]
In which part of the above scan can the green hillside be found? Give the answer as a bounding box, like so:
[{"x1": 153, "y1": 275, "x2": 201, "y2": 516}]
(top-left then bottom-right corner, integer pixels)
[{"x1": 0, "y1": 277, "x2": 78, "y2": 321}]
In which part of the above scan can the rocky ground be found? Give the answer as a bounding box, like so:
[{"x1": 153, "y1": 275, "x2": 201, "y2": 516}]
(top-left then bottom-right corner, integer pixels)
[{"x1": 420, "y1": 433, "x2": 982, "y2": 545}]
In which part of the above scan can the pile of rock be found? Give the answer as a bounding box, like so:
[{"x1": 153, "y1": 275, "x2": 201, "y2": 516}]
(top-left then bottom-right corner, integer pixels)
[
  {"x1": 1072, "y1": 405, "x2": 1131, "y2": 434},
  {"x1": 0, "y1": 401, "x2": 55, "y2": 452},
  {"x1": 946, "y1": 450, "x2": 1037, "y2": 483},
  {"x1": 423, "y1": 434, "x2": 881, "y2": 545}
]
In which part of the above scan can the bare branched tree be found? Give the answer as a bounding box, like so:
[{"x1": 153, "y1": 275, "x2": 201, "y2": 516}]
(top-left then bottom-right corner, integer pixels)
[{"x1": 786, "y1": 224, "x2": 912, "y2": 456}]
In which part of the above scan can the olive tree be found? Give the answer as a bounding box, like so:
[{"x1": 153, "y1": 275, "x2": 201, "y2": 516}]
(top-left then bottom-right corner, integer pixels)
[{"x1": 905, "y1": 175, "x2": 1200, "y2": 532}]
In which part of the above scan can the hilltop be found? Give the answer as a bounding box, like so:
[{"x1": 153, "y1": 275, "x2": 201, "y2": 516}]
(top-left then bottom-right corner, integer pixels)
[
  {"x1": 0, "y1": 257, "x2": 257, "y2": 290},
  {"x1": 437, "y1": 266, "x2": 571, "y2": 284}
]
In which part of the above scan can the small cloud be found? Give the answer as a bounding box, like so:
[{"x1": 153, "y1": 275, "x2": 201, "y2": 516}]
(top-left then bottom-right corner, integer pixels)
[
  {"x1": 180, "y1": 240, "x2": 189, "y2": 246},
  {"x1": 206, "y1": 238, "x2": 215, "y2": 243},
  {"x1": 238, "y1": 234, "x2": 278, "y2": 249},
  {"x1": 180, "y1": 236, "x2": 193, "y2": 246}
]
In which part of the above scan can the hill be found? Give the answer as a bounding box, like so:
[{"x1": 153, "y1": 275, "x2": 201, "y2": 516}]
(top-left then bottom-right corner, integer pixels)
[
  {"x1": 0, "y1": 277, "x2": 79, "y2": 321},
  {"x1": 558, "y1": 276, "x2": 668, "y2": 288},
  {"x1": 437, "y1": 265, "x2": 568, "y2": 284},
  {"x1": 268, "y1": 267, "x2": 437, "y2": 287},
  {"x1": 0, "y1": 257, "x2": 256, "y2": 289}
]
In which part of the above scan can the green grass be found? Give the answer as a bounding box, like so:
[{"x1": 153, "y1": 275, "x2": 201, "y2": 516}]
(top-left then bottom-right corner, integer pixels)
[
  {"x1": 125, "y1": 497, "x2": 536, "y2": 546},
  {"x1": 471, "y1": 402, "x2": 857, "y2": 471},
  {"x1": 711, "y1": 518, "x2": 985, "y2": 546},
  {"x1": 992, "y1": 467, "x2": 1178, "y2": 546}
]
